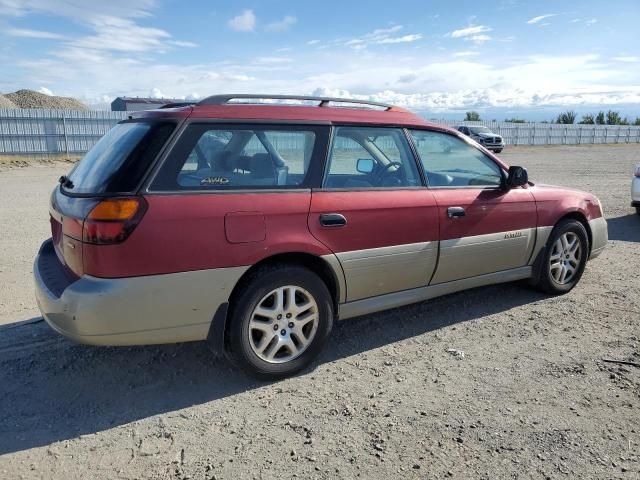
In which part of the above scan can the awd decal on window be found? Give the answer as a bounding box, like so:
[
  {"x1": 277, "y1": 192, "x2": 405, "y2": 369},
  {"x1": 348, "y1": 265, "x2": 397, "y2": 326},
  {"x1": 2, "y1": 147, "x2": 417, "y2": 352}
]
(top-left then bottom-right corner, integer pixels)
[{"x1": 200, "y1": 176, "x2": 230, "y2": 186}]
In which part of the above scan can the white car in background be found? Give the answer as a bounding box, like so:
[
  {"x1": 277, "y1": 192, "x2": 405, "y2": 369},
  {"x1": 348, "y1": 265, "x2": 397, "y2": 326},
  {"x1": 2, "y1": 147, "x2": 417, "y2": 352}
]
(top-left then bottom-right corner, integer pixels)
[{"x1": 633, "y1": 164, "x2": 640, "y2": 215}]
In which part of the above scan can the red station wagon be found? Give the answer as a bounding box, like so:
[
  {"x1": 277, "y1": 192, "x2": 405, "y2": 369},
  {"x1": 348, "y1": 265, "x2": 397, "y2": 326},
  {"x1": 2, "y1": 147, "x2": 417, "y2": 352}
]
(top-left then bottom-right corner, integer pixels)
[{"x1": 34, "y1": 94, "x2": 608, "y2": 378}]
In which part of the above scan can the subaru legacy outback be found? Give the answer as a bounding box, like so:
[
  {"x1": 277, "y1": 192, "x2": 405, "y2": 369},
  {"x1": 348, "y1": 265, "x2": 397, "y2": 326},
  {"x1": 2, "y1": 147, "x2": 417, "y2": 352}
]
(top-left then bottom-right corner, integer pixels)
[{"x1": 34, "y1": 94, "x2": 608, "y2": 378}]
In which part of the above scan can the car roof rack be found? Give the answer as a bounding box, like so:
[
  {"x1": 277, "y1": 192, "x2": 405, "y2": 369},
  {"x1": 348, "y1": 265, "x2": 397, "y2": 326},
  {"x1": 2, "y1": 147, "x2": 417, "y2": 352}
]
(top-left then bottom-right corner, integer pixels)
[{"x1": 196, "y1": 94, "x2": 395, "y2": 111}]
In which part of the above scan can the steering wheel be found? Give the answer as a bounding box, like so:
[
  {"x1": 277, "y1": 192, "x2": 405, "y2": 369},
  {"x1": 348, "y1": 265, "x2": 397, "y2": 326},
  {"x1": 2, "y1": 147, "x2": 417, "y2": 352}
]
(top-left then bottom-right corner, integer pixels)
[{"x1": 375, "y1": 161, "x2": 403, "y2": 182}]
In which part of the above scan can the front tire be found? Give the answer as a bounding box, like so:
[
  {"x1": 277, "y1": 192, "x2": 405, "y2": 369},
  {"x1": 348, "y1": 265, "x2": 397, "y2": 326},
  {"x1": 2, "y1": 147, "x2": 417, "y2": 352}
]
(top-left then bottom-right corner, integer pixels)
[
  {"x1": 493, "y1": 148, "x2": 503, "y2": 153},
  {"x1": 533, "y1": 219, "x2": 589, "y2": 294},
  {"x1": 636, "y1": 206, "x2": 640, "y2": 216},
  {"x1": 227, "y1": 265, "x2": 333, "y2": 379}
]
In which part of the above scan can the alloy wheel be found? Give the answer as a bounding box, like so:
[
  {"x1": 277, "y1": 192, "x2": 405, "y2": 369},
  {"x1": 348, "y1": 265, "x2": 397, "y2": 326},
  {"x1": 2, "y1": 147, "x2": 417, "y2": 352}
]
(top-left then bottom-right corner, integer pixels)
[
  {"x1": 248, "y1": 286, "x2": 319, "y2": 363},
  {"x1": 549, "y1": 232, "x2": 582, "y2": 285}
]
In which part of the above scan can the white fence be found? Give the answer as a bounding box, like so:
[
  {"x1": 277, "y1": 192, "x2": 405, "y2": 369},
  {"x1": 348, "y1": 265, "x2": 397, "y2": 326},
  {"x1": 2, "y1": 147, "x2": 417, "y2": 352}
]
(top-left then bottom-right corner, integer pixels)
[
  {"x1": 0, "y1": 109, "x2": 127, "y2": 155},
  {"x1": 434, "y1": 120, "x2": 640, "y2": 145},
  {"x1": 0, "y1": 109, "x2": 639, "y2": 155}
]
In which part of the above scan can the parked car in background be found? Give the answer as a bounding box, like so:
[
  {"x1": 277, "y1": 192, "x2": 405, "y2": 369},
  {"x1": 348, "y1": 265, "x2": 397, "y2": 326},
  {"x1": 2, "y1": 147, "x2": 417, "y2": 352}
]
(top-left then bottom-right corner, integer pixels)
[
  {"x1": 456, "y1": 125, "x2": 505, "y2": 153},
  {"x1": 34, "y1": 94, "x2": 607, "y2": 379},
  {"x1": 633, "y1": 164, "x2": 640, "y2": 215}
]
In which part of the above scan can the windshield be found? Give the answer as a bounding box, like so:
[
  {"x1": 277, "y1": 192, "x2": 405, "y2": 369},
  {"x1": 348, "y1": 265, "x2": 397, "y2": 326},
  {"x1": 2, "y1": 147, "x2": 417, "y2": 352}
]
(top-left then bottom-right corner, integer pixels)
[
  {"x1": 64, "y1": 121, "x2": 174, "y2": 194},
  {"x1": 469, "y1": 126, "x2": 492, "y2": 134}
]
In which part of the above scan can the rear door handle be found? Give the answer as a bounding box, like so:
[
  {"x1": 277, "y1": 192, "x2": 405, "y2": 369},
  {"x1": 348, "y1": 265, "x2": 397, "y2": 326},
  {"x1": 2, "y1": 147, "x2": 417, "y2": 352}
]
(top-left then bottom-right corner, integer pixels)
[
  {"x1": 447, "y1": 206, "x2": 466, "y2": 218},
  {"x1": 319, "y1": 213, "x2": 347, "y2": 227}
]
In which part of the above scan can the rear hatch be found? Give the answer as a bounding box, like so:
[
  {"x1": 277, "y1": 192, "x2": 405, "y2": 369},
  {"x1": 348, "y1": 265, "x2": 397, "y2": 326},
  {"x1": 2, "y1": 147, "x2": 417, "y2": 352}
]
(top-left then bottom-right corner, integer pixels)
[{"x1": 50, "y1": 120, "x2": 176, "y2": 276}]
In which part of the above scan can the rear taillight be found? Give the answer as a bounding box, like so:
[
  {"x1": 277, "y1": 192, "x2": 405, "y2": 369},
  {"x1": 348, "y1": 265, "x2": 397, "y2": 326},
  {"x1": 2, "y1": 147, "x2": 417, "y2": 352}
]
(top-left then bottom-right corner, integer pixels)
[{"x1": 82, "y1": 197, "x2": 147, "y2": 244}]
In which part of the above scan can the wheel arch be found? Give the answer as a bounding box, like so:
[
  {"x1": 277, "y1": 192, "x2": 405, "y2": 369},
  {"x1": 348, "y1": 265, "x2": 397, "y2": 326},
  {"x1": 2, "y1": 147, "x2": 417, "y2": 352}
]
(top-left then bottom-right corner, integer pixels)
[
  {"x1": 530, "y1": 210, "x2": 592, "y2": 285},
  {"x1": 555, "y1": 210, "x2": 592, "y2": 254},
  {"x1": 208, "y1": 252, "x2": 343, "y2": 356}
]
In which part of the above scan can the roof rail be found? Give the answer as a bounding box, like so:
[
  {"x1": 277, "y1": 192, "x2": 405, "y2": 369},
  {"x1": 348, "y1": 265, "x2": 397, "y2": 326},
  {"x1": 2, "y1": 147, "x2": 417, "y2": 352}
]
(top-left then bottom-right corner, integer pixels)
[{"x1": 196, "y1": 94, "x2": 395, "y2": 111}]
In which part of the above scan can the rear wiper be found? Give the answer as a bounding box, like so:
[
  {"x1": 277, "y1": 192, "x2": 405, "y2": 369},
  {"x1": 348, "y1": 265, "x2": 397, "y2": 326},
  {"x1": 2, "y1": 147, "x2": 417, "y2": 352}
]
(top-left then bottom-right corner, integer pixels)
[{"x1": 58, "y1": 175, "x2": 74, "y2": 189}]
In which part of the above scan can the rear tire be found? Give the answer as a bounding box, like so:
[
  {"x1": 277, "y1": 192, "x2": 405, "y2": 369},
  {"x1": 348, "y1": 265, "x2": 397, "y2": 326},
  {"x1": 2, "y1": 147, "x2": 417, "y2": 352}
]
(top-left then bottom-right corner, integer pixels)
[
  {"x1": 227, "y1": 265, "x2": 333, "y2": 379},
  {"x1": 493, "y1": 148, "x2": 503, "y2": 153},
  {"x1": 532, "y1": 219, "x2": 589, "y2": 295},
  {"x1": 636, "y1": 206, "x2": 640, "y2": 216}
]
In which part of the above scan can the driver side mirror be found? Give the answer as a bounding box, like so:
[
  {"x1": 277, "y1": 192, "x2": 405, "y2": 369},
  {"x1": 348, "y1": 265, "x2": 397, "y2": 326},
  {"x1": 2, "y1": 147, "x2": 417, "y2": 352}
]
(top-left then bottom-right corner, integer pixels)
[
  {"x1": 506, "y1": 166, "x2": 528, "y2": 188},
  {"x1": 356, "y1": 158, "x2": 375, "y2": 174}
]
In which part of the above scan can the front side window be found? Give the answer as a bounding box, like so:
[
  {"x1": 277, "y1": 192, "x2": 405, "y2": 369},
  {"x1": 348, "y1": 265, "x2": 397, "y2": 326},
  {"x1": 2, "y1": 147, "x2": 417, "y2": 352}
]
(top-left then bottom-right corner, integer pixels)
[
  {"x1": 324, "y1": 127, "x2": 421, "y2": 189},
  {"x1": 409, "y1": 130, "x2": 503, "y2": 188},
  {"x1": 152, "y1": 125, "x2": 324, "y2": 190}
]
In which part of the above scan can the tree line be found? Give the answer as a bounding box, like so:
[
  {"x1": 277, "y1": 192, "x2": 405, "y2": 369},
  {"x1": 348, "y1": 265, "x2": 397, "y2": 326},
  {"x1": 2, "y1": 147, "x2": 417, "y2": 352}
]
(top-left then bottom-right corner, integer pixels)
[{"x1": 464, "y1": 110, "x2": 640, "y2": 125}]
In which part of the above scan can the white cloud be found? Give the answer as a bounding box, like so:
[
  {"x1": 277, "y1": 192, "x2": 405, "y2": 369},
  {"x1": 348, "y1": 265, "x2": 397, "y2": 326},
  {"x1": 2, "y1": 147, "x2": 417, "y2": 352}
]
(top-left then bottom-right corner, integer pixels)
[
  {"x1": 453, "y1": 51, "x2": 480, "y2": 57},
  {"x1": 324, "y1": 25, "x2": 421, "y2": 51},
  {"x1": 377, "y1": 34, "x2": 422, "y2": 44},
  {"x1": 6, "y1": 27, "x2": 64, "y2": 39},
  {"x1": 468, "y1": 35, "x2": 491, "y2": 44},
  {"x1": 265, "y1": 15, "x2": 297, "y2": 32},
  {"x1": 37, "y1": 86, "x2": 53, "y2": 96},
  {"x1": 370, "y1": 25, "x2": 403, "y2": 35},
  {"x1": 570, "y1": 18, "x2": 581, "y2": 23},
  {"x1": 256, "y1": 56, "x2": 293, "y2": 64},
  {"x1": 527, "y1": 14, "x2": 557, "y2": 24},
  {"x1": 613, "y1": 56, "x2": 638, "y2": 63},
  {"x1": 307, "y1": 39, "x2": 320, "y2": 45},
  {"x1": 228, "y1": 9, "x2": 256, "y2": 32},
  {"x1": 449, "y1": 25, "x2": 492, "y2": 38},
  {"x1": 149, "y1": 87, "x2": 165, "y2": 98},
  {"x1": 168, "y1": 40, "x2": 198, "y2": 48},
  {"x1": 0, "y1": 0, "x2": 156, "y2": 22},
  {"x1": 71, "y1": 16, "x2": 171, "y2": 53},
  {"x1": 585, "y1": 18, "x2": 597, "y2": 26}
]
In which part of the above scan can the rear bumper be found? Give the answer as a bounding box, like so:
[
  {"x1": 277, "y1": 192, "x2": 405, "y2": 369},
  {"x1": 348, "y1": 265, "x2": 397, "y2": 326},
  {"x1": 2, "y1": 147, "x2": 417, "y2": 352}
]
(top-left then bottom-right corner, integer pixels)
[
  {"x1": 34, "y1": 239, "x2": 247, "y2": 346},
  {"x1": 588, "y1": 216, "x2": 608, "y2": 259}
]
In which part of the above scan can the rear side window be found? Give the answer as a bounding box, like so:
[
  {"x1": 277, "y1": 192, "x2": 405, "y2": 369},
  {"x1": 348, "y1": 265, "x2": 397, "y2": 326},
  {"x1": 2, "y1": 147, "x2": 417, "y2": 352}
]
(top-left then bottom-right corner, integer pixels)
[
  {"x1": 324, "y1": 127, "x2": 421, "y2": 189},
  {"x1": 64, "y1": 121, "x2": 175, "y2": 195},
  {"x1": 409, "y1": 129, "x2": 503, "y2": 188},
  {"x1": 151, "y1": 124, "x2": 328, "y2": 190}
]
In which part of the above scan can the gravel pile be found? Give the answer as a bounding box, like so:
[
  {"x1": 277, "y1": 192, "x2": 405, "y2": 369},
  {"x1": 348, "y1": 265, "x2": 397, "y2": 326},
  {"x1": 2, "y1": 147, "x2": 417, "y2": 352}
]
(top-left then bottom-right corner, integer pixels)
[
  {"x1": 0, "y1": 94, "x2": 17, "y2": 109},
  {"x1": 4, "y1": 89, "x2": 87, "y2": 110}
]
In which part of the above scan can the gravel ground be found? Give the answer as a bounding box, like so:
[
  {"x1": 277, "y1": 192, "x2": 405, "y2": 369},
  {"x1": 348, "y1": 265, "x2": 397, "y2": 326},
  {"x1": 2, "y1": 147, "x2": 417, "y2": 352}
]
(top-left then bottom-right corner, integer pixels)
[{"x1": 0, "y1": 144, "x2": 639, "y2": 479}]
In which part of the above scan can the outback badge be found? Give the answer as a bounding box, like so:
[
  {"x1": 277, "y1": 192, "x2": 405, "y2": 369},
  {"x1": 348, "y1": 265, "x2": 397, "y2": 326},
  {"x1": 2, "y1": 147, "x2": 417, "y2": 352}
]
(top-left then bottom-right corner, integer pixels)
[{"x1": 504, "y1": 231, "x2": 523, "y2": 239}]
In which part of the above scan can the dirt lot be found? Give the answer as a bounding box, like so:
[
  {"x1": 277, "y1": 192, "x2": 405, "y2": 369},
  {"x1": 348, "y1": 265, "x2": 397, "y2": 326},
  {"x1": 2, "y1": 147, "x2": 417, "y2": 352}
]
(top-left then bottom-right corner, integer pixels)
[{"x1": 0, "y1": 144, "x2": 639, "y2": 479}]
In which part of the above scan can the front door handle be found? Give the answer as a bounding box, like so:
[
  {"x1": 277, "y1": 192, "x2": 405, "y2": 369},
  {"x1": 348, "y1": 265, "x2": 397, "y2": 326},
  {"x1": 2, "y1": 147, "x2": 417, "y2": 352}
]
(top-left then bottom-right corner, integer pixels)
[
  {"x1": 447, "y1": 206, "x2": 466, "y2": 218},
  {"x1": 319, "y1": 213, "x2": 347, "y2": 227}
]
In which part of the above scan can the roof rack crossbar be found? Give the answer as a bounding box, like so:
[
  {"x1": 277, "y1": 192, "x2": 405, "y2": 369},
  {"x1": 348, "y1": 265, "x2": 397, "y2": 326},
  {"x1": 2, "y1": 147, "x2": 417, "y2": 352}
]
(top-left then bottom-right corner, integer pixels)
[{"x1": 196, "y1": 94, "x2": 394, "y2": 110}]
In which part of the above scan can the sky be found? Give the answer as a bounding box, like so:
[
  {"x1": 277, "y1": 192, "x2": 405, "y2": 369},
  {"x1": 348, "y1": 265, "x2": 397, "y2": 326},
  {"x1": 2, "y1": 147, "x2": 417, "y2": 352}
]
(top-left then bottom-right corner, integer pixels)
[{"x1": 0, "y1": 0, "x2": 639, "y2": 119}]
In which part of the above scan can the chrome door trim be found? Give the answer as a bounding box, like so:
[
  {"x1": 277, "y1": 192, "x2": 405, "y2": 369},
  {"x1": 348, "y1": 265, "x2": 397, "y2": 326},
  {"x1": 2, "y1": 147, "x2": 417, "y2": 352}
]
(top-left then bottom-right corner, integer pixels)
[{"x1": 338, "y1": 266, "x2": 532, "y2": 320}]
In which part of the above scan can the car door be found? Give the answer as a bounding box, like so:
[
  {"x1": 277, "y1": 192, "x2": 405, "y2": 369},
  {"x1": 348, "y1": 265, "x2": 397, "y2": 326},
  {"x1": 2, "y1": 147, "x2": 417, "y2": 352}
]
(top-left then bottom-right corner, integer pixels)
[
  {"x1": 408, "y1": 129, "x2": 537, "y2": 284},
  {"x1": 308, "y1": 126, "x2": 439, "y2": 302}
]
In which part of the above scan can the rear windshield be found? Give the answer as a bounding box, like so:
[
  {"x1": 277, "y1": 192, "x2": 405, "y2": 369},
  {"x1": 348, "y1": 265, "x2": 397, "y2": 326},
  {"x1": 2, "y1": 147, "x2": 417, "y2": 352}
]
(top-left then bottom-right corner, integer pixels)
[{"x1": 63, "y1": 121, "x2": 175, "y2": 195}]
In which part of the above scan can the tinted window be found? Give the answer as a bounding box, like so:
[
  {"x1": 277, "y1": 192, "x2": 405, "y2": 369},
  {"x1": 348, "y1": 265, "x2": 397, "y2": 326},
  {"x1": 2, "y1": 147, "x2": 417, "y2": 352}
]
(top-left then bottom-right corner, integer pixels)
[
  {"x1": 152, "y1": 125, "x2": 325, "y2": 190},
  {"x1": 64, "y1": 121, "x2": 174, "y2": 194},
  {"x1": 409, "y1": 130, "x2": 502, "y2": 187},
  {"x1": 324, "y1": 127, "x2": 421, "y2": 189}
]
